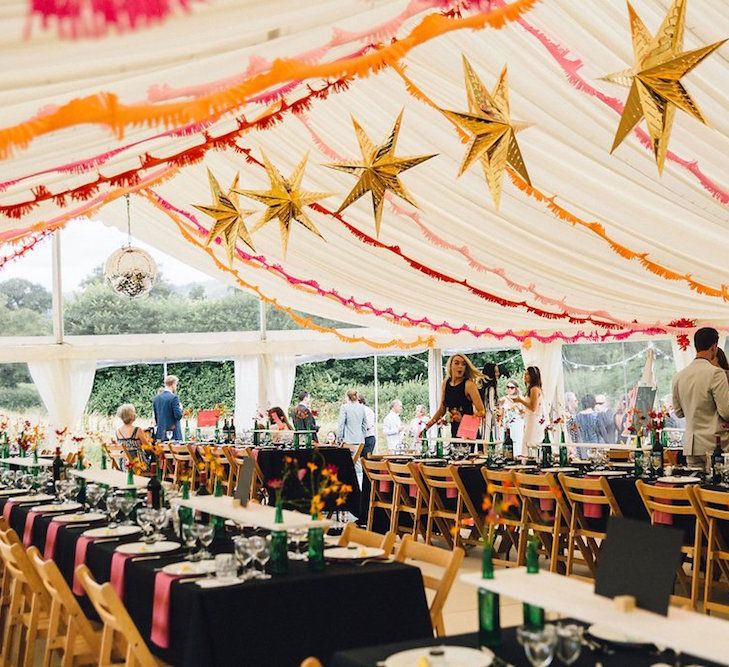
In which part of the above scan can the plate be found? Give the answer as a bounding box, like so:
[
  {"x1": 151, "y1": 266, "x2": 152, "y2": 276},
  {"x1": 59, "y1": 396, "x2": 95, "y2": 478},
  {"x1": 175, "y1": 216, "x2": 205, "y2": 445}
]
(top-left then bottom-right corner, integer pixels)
[
  {"x1": 540, "y1": 467, "x2": 579, "y2": 473},
  {"x1": 656, "y1": 476, "x2": 701, "y2": 485},
  {"x1": 9, "y1": 494, "x2": 55, "y2": 503},
  {"x1": 33, "y1": 502, "x2": 82, "y2": 513},
  {"x1": 585, "y1": 471, "x2": 628, "y2": 477},
  {"x1": 611, "y1": 462, "x2": 634, "y2": 468},
  {"x1": 161, "y1": 560, "x2": 216, "y2": 576},
  {"x1": 384, "y1": 646, "x2": 493, "y2": 667},
  {"x1": 0, "y1": 489, "x2": 24, "y2": 497},
  {"x1": 83, "y1": 525, "x2": 141, "y2": 538},
  {"x1": 115, "y1": 540, "x2": 181, "y2": 555},
  {"x1": 504, "y1": 464, "x2": 536, "y2": 470},
  {"x1": 52, "y1": 511, "x2": 107, "y2": 523},
  {"x1": 325, "y1": 546, "x2": 385, "y2": 561},
  {"x1": 587, "y1": 624, "x2": 651, "y2": 647}
]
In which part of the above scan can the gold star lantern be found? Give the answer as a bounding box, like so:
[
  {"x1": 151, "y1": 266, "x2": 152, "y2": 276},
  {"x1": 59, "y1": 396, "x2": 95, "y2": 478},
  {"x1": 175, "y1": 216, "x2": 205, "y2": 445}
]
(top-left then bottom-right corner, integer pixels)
[
  {"x1": 442, "y1": 57, "x2": 531, "y2": 209},
  {"x1": 192, "y1": 169, "x2": 255, "y2": 264},
  {"x1": 603, "y1": 0, "x2": 726, "y2": 173},
  {"x1": 325, "y1": 111, "x2": 436, "y2": 237},
  {"x1": 236, "y1": 153, "x2": 330, "y2": 256}
]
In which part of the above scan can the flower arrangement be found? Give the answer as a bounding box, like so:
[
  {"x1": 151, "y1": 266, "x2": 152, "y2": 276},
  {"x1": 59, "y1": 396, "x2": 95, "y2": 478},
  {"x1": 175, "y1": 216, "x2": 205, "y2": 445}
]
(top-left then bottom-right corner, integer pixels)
[{"x1": 647, "y1": 408, "x2": 666, "y2": 432}]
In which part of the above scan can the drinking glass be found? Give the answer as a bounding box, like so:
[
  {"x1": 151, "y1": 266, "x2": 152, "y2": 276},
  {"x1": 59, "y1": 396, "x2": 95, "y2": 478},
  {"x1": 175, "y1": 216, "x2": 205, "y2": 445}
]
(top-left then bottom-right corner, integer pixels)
[
  {"x1": 233, "y1": 536, "x2": 253, "y2": 580},
  {"x1": 257, "y1": 536, "x2": 271, "y2": 580},
  {"x1": 136, "y1": 508, "x2": 156, "y2": 543},
  {"x1": 118, "y1": 495, "x2": 137, "y2": 525},
  {"x1": 106, "y1": 494, "x2": 122, "y2": 529},
  {"x1": 19, "y1": 473, "x2": 34, "y2": 494},
  {"x1": 288, "y1": 528, "x2": 306, "y2": 561},
  {"x1": 517, "y1": 625, "x2": 557, "y2": 667},
  {"x1": 182, "y1": 524, "x2": 199, "y2": 560},
  {"x1": 85, "y1": 484, "x2": 104, "y2": 512},
  {"x1": 195, "y1": 523, "x2": 215, "y2": 560},
  {"x1": 152, "y1": 508, "x2": 169, "y2": 541},
  {"x1": 215, "y1": 554, "x2": 237, "y2": 581},
  {"x1": 248, "y1": 536, "x2": 266, "y2": 579},
  {"x1": 555, "y1": 624, "x2": 582, "y2": 665}
]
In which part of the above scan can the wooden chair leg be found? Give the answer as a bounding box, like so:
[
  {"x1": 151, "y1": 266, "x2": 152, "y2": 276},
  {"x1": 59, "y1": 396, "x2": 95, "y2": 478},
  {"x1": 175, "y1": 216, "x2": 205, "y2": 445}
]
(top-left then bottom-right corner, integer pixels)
[{"x1": 425, "y1": 495, "x2": 435, "y2": 546}]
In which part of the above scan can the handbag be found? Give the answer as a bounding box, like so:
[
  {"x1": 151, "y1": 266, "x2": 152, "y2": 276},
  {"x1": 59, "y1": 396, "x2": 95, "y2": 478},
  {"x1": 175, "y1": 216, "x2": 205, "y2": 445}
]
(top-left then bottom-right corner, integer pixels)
[{"x1": 456, "y1": 414, "x2": 481, "y2": 440}]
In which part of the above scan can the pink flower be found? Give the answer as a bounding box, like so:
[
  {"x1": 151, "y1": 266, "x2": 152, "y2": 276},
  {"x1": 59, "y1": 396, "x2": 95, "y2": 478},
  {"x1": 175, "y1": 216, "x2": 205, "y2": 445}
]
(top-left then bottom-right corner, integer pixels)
[
  {"x1": 297, "y1": 469, "x2": 307, "y2": 482},
  {"x1": 268, "y1": 479, "x2": 283, "y2": 489}
]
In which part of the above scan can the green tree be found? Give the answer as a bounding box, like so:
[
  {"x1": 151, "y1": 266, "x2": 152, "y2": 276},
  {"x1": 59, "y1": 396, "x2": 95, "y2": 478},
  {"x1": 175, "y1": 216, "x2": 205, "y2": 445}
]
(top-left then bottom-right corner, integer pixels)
[{"x1": 0, "y1": 278, "x2": 52, "y2": 313}]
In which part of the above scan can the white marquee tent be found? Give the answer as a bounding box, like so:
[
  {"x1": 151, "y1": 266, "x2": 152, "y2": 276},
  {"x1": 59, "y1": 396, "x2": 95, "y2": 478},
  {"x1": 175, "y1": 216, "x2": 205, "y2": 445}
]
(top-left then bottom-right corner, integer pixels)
[{"x1": 0, "y1": 0, "x2": 727, "y2": 427}]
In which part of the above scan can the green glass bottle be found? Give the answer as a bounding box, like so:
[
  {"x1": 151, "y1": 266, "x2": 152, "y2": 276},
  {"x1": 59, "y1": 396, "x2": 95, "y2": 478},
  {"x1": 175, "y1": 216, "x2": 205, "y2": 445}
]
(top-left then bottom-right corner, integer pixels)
[
  {"x1": 184, "y1": 420, "x2": 190, "y2": 442},
  {"x1": 126, "y1": 466, "x2": 134, "y2": 486},
  {"x1": 633, "y1": 433, "x2": 643, "y2": 477},
  {"x1": 305, "y1": 432, "x2": 313, "y2": 449},
  {"x1": 559, "y1": 429, "x2": 568, "y2": 467},
  {"x1": 212, "y1": 476, "x2": 225, "y2": 536},
  {"x1": 651, "y1": 428, "x2": 664, "y2": 478},
  {"x1": 541, "y1": 429, "x2": 552, "y2": 468},
  {"x1": 503, "y1": 428, "x2": 513, "y2": 461},
  {"x1": 523, "y1": 541, "x2": 545, "y2": 631},
  {"x1": 178, "y1": 481, "x2": 192, "y2": 537},
  {"x1": 486, "y1": 441, "x2": 495, "y2": 467},
  {"x1": 252, "y1": 423, "x2": 260, "y2": 448},
  {"x1": 270, "y1": 502, "x2": 289, "y2": 575},
  {"x1": 293, "y1": 432, "x2": 300, "y2": 449},
  {"x1": 76, "y1": 451, "x2": 84, "y2": 470},
  {"x1": 214, "y1": 423, "x2": 220, "y2": 443},
  {"x1": 421, "y1": 433, "x2": 429, "y2": 457},
  {"x1": 100, "y1": 449, "x2": 107, "y2": 470},
  {"x1": 478, "y1": 544, "x2": 502, "y2": 648},
  {"x1": 307, "y1": 523, "x2": 325, "y2": 572},
  {"x1": 435, "y1": 439, "x2": 444, "y2": 459}
]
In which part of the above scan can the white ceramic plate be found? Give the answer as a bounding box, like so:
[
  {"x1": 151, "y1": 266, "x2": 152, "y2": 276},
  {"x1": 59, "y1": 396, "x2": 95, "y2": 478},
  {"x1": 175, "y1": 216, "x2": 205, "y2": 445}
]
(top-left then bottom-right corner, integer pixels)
[
  {"x1": 384, "y1": 646, "x2": 493, "y2": 667},
  {"x1": 656, "y1": 476, "x2": 701, "y2": 484},
  {"x1": 541, "y1": 467, "x2": 579, "y2": 473},
  {"x1": 115, "y1": 540, "x2": 180, "y2": 555},
  {"x1": 161, "y1": 560, "x2": 216, "y2": 576},
  {"x1": 504, "y1": 464, "x2": 536, "y2": 470},
  {"x1": 83, "y1": 525, "x2": 141, "y2": 538},
  {"x1": 585, "y1": 471, "x2": 627, "y2": 477},
  {"x1": 0, "y1": 489, "x2": 24, "y2": 497},
  {"x1": 10, "y1": 494, "x2": 55, "y2": 503},
  {"x1": 52, "y1": 511, "x2": 107, "y2": 523},
  {"x1": 587, "y1": 624, "x2": 650, "y2": 646},
  {"x1": 325, "y1": 546, "x2": 385, "y2": 561},
  {"x1": 611, "y1": 462, "x2": 634, "y2": 468},
  {"x1": 33, "y1": 502, "x2": 82, "y2": 513}
]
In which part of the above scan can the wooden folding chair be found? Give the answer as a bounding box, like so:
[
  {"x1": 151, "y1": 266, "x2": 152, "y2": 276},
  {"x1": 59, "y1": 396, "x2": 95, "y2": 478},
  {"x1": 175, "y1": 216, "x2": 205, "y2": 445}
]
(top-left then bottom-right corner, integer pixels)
[
  {"x1": 692, "y1": 487, "x2": 729, "y2": 615},
  {"x1": 0, "y1": 522, "x2": 18, "y2": 655},
  {"x1": 394, "y1": 534, "x2": 464, "y2": 637},
  {"x1": 636, "y1": 480, "x2": 706, "y2": 610},
  {"x1": 481, "y1": 468, "x2": 521, "y2": 568},
  {"x1": 350, "y1": 444, "x2": 365, "y2": 467},
  {"x1": 202, "y1": 446, "x2": 230, "y2": 494},
  {"x1": 338, "y1": 522, "x2": 396, "y2": 555},
  {"x1": 419, "y1": 464, "x2": 482, "y2": 550},
  {"x1": 0, "y1": 538, "x2": 51, "y2": 667},
  {"x1": 607, "y1": 449, "x2": 630, "y2": 461},
  {"x1": 558, "y1": 474, "x2": 622, "y2": 578},
  {"x1": 243, "y1": 448, "x2": 266, "y2": 501},
  {"x1": 361, "y1": 459, "x2": 394, "y2": 532},
  {"x1": 75, "y1": 565, "x2": 167, "y2": 666},
  {"x1": 387, "y1": 462, "x2": 428, "y2": 541},
  {"x1": 27, "y1": 547, "x2": 99, "y2": 666},
  {"x1": 512, "y1": 471, "x2": 575, "y2": 574},
  {"x1": 103, "y1": 442, "x2": 131, "y2": 472},
  {"x1": 168, "y1": 444, "x2": 196, "y2": 490},
  {"x1": 157, "y1": 444, "x2": 175, "y2": 483}
]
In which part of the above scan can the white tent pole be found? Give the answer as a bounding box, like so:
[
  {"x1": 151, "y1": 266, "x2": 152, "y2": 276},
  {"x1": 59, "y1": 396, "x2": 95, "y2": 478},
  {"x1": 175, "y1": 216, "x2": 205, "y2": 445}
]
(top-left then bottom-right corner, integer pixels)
[
  {"x1": 427, "y1": 348, "x2": 443, "y2": 417},
  {"x1": 51, "y1": 231, "x2": 64, "y2": 345},
  {"x1": 259, "y1": 299, "x2": 267, "y2": 342},
  {"x1": 373, "y1": 354, "x2": 379, "y2": 430},
  {"x1": 163, "y1": 362, "x2": 168, "y2": 379}
]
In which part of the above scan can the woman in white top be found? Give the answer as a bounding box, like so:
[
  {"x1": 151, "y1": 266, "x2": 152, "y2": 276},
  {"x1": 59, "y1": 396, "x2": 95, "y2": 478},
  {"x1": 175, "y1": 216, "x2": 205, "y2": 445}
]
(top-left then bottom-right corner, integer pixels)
[
  {"x1": 512, "y1": 366, "x2": 543, "y2": 449},
  {"x1": 500, "y1": 380, "x2": 525, "y2": 456},
  {"x1": 409, "y1": 404, "x2": 430, "y2": 439}
]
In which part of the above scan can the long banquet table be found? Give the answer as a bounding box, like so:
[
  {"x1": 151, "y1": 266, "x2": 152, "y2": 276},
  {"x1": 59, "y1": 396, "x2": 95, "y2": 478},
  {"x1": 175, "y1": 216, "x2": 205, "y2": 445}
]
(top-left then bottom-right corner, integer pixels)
[{"x1": 1, "y1": 495, "x2": 431, "y2": 666}]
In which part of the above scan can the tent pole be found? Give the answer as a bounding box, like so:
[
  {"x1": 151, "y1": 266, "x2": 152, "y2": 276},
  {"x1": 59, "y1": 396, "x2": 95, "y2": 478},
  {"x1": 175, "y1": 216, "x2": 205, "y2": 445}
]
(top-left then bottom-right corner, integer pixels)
[
  {"x1": 51, "y1": 230, "x2": 64, "y2": 345},
  {"x1": 373, "y1": 354, "x2": 379, "y2": 435},
  {"x1": 259, "y1": 300, "x2": 267, "y2": 341}
]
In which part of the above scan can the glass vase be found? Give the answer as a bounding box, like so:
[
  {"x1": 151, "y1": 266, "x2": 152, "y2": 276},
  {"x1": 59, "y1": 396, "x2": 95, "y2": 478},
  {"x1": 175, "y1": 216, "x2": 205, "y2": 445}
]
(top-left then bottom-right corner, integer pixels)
[
  {"x1": 478, "y1": 545, "x2": 501, "y2": 648},
  {"x1": 307, "y1": 526, "x2": 325, "y2": 571},
  {"x1": 270, "y1": 501, "x2": 288, "y2": 575}
]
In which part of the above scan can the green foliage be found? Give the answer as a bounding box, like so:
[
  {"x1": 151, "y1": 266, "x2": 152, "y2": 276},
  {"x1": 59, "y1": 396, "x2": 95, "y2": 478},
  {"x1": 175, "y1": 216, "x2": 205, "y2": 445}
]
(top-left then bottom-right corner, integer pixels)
[
  {"x1": 0, "y1": 278, "x2": 51, "y2": 313},
  {"x1": 0, "y1": 292, "x2": 52, "y2": 337},
  {"x1": 0, "y1": 383, "x2": 42, "y2": 411}
]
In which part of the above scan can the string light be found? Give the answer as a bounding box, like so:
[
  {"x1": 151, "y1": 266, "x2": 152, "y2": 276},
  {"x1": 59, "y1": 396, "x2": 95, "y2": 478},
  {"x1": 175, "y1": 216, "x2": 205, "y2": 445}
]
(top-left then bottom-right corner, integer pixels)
[{"x1": 562, "y1": 344, "x2": 667, "y2": 370}]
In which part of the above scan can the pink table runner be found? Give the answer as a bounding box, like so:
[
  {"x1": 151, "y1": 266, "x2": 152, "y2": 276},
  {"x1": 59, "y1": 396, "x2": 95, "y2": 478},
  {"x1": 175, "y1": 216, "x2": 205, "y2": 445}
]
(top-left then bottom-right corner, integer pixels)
[
  {"x1": 43, "y1": 521, "x2": 62, "y2": 558},
  {"x1": 2, "y1": 500, "x2": 17, "y2": 522},
  {"x1": 22, "y1": 510, "x2": 41, "y2": 546},
  {"x1": 151, "y1": 572, "x2": 188, "y2": 648},
  {"x1": 110, "y1": 551, "x2": 133, "y2": 601},
  {"x1": 653, "y1": 482, "x2": 675, "y2": 526}
]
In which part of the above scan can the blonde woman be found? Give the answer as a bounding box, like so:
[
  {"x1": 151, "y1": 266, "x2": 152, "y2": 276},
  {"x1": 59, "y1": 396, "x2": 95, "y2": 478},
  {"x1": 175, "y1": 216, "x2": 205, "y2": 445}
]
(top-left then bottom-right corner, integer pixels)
[
  {"x1": 423, "y1": 354, "x2": 486, "y2": 437},
  {"x1": 115, "y1": 403, "x2": 151, "y2": 461}
]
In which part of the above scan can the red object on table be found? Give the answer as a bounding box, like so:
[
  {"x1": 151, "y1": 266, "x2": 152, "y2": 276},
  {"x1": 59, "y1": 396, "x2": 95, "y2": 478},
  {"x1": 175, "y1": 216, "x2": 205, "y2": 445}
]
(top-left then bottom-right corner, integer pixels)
[
  {"x1": 110, "y1": 552, "x2": 133, "y2": 601},
  {"x1": 151, "y1": 572, "x2": 186, "y2": 648},
  {"x1": 653, "y1": 482, "x2": 676, "y2": 526},
  {"x1": 195, "y1": 410, "x2": 220, "y2": 427},
  {"x1": 43, "y1": 521, "x2": 62, "y2": 558}
]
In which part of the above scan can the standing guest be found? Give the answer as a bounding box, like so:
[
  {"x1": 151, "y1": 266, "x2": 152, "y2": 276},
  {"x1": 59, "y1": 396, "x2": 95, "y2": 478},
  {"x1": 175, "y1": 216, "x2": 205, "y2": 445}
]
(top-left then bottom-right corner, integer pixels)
[
  {"x1": 713, "y1": 348, "x2": 729, "y2": 384},
  {"x1": 383, "y1": 399, "x2": 405, "y2": 451},
  {"x1": 115, "y1": 403, "x2": 151, "y2": 462},
  {"x1": 481, "y1": 363, "x2": 500, "y2": 439},
  {"x1": 499, "y1": 380, "x2": 525, "y2": 455},
  {"x1": 423, "y1": 354, "x2": 486, "y2": 437},
  {"x1": 337, "y1": 389, "x2": 368, "y2": 459},
  {"x1": 324, "y1": 430, "x2": 338, "y2": 446},
  {"x1": 293, "y1": 391, "x2": 319, "y2": 443},
  {"x1": 512, "y1": 367, "x2": 543, "y2": 449},
  {"x1": 409, "y1": 404, "x2": 430, "y2": 439},
  {"x1": 564, "y1": 391, "x2": 579, "y2": 443},
  {"x1": 673, "y1": 327, "x2": 729, "y2": 467},
  {"x1": 153, "y1": 375, "x2": 183, "y2": 441},
  {"x1": 359, "y1": 395, "x2": 377, "y2": 457},
  {"x1": 614, "y1": 397, "x2": 628, "y2": 441},
  {"x1": 574, "y1": 395, "x2": 600, "y2": 458},
  {"x1": 595, "y1": 394, "x2": 617, "y2": 444}
]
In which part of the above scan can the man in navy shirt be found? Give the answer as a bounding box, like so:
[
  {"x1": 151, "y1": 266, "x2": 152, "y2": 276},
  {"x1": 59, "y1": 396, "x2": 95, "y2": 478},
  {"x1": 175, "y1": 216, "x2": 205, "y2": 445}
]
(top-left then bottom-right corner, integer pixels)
[{"x1": 153, "y1": 375, "x2": 183, "y2": 441}]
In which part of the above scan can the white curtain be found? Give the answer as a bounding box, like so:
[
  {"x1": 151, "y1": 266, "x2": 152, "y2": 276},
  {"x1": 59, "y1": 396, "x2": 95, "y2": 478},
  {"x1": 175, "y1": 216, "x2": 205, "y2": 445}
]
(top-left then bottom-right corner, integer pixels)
[
  {"x1": 234, "y1": 354, "x2": 297, "y2": 428},
  {"x1": 27, "y1": 359, "x2": 96, "y2": 430},
  {"x1": 521, "y1": 341, "x2": 565, "y2": 418},
  {"x1": 427, "y1": 348, "x2": 443, "y2": 417},
  {"x1": 671, "y1": 338, "x2": 696, "y2": 372}
]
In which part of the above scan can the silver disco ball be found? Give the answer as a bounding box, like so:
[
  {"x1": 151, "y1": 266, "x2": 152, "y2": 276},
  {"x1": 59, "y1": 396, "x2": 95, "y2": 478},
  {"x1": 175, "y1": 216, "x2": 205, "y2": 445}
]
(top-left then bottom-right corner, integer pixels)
[{"x1": 104, "y1": 246, "x2": 158, "y2": 299}]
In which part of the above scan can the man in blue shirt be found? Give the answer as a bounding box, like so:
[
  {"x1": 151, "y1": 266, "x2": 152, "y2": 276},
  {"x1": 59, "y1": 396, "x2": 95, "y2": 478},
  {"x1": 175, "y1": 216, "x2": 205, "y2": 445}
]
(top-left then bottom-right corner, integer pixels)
[{"x1": 153, "y1": 375, "x2": 183, "y2": 441}]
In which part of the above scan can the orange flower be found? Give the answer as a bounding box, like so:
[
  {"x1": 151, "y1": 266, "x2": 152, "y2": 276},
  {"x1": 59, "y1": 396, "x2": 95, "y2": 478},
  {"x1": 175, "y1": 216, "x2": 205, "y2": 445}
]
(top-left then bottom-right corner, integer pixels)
[
  {"x1": 307, "y1": 462, "x2": 318, "y2": 472},
  {"x1": 482, "y1": 496, "x2": 493, "y2": 512}
]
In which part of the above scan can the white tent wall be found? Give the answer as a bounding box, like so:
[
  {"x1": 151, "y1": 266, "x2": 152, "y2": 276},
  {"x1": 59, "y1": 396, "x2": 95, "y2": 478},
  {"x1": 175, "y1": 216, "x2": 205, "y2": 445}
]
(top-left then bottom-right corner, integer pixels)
[{"x1": 521, "y1": 340, "x2": 566, "y2": 420}]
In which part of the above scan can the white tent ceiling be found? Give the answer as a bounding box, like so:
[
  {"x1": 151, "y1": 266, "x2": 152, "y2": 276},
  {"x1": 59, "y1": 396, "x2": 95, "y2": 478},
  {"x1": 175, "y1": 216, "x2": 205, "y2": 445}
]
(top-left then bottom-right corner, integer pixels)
[{"x1": 1, "y1": 0, "x2": 727, "y2": 350}]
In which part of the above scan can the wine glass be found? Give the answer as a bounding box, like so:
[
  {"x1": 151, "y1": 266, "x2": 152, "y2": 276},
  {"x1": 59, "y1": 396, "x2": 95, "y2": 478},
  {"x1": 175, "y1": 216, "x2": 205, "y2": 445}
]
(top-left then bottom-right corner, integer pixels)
[
  {"x1": 517, "y1": 625, "x2": 557, "y2": 667},
  {"x1": 256, "y1": 536, "x2": 271, "y2": 580},
  {"x1": 118, "y1": 495, "x2": 137, "y2": 526},
  {"x1": 233, "y1": 536, "x2": 253, "y2": 580},
  {"x1": 136, "y1": 508, "x2": 156, "y2": 543},
  {"x1": 288, "y1": 528, "x2": 306, "y2": 561},
  {"x1": 85, "y1": 484, "x2": 105, "y2": 513},
  {"x1": 194, "y1": 523, "x2": 215, "y2": 560},
  {"x1": 247, "y1": 536, "x2": 266, "y2": 579},
  {"x1": 106, "y1": 494, "x2": 122, "y2": 529},
  {"x1": 555, "y1": 624, "x2": 582, "y2": 665},
  {"x1": 182, "y1": 524, "x2": 199, "y2": 560},
  {"x1": 152, "y1": 508, "x2": 169, "y2": 541}
]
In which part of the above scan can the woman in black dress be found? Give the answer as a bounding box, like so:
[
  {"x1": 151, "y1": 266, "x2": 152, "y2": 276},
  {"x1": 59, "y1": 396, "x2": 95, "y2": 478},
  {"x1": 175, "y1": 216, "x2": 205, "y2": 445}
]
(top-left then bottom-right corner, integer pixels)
[{"x1": 423, "y1": 354, "x2": 486, "y2": 437}]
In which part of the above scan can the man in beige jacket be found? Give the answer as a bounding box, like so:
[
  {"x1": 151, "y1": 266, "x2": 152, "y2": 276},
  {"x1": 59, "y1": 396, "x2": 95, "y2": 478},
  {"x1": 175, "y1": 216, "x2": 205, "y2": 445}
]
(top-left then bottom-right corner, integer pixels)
[{"x1": 672, "y1": 327, "x2": 729, "y2": 466}]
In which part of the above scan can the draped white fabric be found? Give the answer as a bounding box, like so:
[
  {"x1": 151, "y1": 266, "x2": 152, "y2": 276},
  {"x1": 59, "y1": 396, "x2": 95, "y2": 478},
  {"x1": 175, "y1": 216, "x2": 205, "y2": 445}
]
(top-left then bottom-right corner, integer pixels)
[
  {"x1": 427, "y1": 348, "x2": 444, "y2": 416},
  {"x1": 234, "y1": 354, "x2": 297, "y2": 422},
  {"x1": 27, "y1": 359, "x2": 97, "y2": 430},
  {"x1": 521, "y1": 341, "x2": 565, "y2": 419},
  {"x1": 1, "y1": 1, "x2": 728, "y2": 347}
]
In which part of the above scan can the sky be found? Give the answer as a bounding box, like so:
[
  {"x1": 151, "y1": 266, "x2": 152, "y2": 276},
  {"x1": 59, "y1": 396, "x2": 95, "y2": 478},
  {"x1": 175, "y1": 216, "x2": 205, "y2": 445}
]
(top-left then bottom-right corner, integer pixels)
[{"x1": 3, "y1": 218, "x2": 211, "y2": 291}]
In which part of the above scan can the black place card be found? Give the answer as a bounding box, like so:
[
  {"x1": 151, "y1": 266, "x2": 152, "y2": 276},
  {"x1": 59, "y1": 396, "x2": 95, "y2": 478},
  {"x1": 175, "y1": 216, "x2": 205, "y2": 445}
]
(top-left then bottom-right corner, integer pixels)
[{"x1": 234, "y1": 457, "x2": 255, "y2": 507}]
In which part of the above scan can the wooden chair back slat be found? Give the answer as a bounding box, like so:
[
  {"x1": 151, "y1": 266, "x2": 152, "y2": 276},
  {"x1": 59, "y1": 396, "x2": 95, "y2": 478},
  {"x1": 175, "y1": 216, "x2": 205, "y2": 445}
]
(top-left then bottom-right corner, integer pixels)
[{"x1": 338, "y1": 523, "x2": 396, "y2": 554}]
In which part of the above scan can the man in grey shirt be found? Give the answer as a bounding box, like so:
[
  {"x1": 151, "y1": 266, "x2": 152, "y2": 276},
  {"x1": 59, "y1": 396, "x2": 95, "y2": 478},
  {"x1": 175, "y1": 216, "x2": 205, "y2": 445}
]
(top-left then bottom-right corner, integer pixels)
[{"x1": 337, "y1": 389, "x2": 368, "y2": 458}]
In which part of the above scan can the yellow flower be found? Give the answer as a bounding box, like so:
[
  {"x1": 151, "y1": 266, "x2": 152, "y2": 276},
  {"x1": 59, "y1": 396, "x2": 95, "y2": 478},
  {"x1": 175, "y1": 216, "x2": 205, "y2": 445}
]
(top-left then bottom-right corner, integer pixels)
[{"x1": 307, "y1": 462, "x2": 318, "y2": 473}]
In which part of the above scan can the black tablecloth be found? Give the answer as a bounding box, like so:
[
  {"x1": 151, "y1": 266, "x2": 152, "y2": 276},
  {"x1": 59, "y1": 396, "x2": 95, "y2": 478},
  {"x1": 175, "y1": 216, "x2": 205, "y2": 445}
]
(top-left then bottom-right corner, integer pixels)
[
  {"x1": 330, "y1": 626, "x2": 724, "y2": 667},
  {"x1": 1, "y1": 496, "x2": 430, "y2": 667},
  {"x1": 257, "y1": 446, "x2": 361, "y2": 516}
]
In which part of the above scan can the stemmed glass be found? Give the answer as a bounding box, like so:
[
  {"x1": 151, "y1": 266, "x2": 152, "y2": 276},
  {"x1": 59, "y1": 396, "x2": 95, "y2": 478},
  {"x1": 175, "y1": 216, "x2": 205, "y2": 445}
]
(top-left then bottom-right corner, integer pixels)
[
  {"x1": 233, "y1": 536, "x2": 253, "y2": 580},
  {"x1": 194, "y1": 523, "x2": 215, "y2": 560},
  {"x1": 136, "y1": 508, "x2": 156, "y2": 543},
  {"x1": 288, "y1": 528, "x2": 307, "y2": 561},
  {"x1": 85, "y1": 484, "x2": 105, "y2": 513},
  {"x1": 118, "y1": 495, "x2": 137, "y2": 526},
  {"x1": 182, "y1": 524, "x2": 199, "y2": 560},
  {"x1": 18, "y1": 473, "x2": 34, "y2": 494},
  {"x1": 152, "y1": 508, "x2": 169, "y2": 541},
  {"x1": 517, "y1": 625, "x2": 558, "y2": 667},
  {"x1": 555, "y1": 624, "x2": 582, "y2": 665},
  {"x1": 252, "y1": 536, "x2": 271, "y2": 580},
  {"x1": 106, "y1": 494, "x2": 122, "y2": 529}
]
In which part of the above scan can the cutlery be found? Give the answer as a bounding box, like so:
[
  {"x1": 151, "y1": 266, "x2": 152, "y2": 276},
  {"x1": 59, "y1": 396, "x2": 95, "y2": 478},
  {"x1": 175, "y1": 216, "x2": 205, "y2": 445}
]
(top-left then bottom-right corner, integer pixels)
[{"x1": 132, "y1": 555, "x2": 162, "y2": 562}]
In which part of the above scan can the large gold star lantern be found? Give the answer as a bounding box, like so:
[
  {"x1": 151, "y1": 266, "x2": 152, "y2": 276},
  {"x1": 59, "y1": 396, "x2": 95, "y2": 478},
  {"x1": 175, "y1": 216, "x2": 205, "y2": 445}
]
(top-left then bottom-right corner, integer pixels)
[
  {"x1": 236, "y1": 153, "x2": 330, "y2": 256},
  {"x1": 193, "y1": 169, "x2": 255, "y2": 265},
  {"x1": 603, "y1": 0, "x2": 726, "y2": 174},
  {"x1": 325, "y1": 111, "x2": 436, "y2": 237},
  {"x1": 442, "y1": 57, "x2": 531, "y2": 209}
]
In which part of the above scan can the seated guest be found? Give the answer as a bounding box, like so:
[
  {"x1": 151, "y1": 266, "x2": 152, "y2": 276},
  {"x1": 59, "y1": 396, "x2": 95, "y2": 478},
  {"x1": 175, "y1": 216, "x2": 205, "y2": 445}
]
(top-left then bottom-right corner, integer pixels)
[
  {"x1": 324, "y1": 430, "x2": 338, "y2": 446},
  {"x1": 115, "y1": 403, "x2": 151, "y2": 462},
  {"x1": 292, "y1": 390, "x2": 319, "y2": 443},
  {"x1": 268, "y1": 407, "x2": 293, "y2": 431}
]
